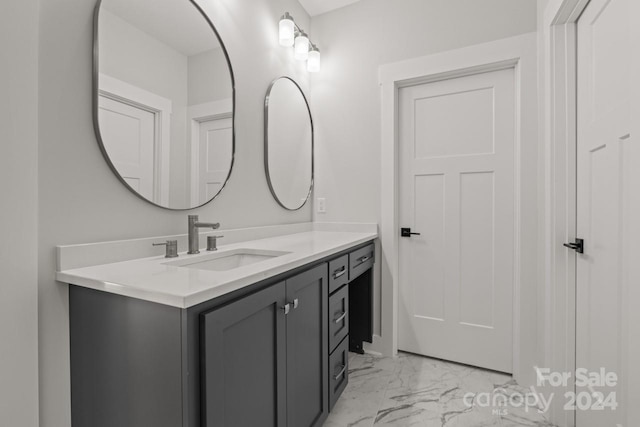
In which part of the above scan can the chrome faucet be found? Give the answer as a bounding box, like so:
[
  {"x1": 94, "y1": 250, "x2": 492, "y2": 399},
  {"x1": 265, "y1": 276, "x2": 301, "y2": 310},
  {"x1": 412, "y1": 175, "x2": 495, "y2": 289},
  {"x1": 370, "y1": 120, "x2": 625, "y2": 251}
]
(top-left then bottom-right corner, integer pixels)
[
  {"x1": 207, "y1": 235, "x2": 224, "y2": 252},
  {"x1": 188, "y1": 215, "x2": 220, "y2": 254},
  {"x1": 152, "y1": 239, "x2": 179, "y2": 258}
]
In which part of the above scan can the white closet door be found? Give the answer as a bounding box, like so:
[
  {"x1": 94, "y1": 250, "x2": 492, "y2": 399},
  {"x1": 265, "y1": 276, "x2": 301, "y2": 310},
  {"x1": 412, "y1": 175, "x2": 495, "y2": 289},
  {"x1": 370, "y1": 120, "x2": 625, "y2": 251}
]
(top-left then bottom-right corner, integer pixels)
[
  {"x1": 197, "y1": 117, "x2": 233, "y2": 204},
  {"x1": 398, "y1": 68, "x2": 516, "y2": 373},
  {"x1": 576, "y1": 0, "x2": 630, "y2": 424},
  {"x1": 98, "y1": 95, "x2": 155, "y2": 200}
]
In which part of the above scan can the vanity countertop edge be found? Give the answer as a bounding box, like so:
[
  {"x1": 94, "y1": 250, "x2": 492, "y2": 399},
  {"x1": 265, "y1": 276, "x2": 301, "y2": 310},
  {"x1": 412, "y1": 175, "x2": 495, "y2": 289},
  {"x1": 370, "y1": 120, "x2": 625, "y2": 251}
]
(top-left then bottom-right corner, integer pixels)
[{"x1": 57, "y1": 230, "x2": 377, "y2": 309}]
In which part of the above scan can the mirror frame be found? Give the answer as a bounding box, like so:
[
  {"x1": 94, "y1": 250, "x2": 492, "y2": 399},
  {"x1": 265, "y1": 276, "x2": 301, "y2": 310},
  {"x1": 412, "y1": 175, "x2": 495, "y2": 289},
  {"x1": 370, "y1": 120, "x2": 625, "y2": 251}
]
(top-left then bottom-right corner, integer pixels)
[
  {"x1": 92, "y1": 0, "x2": 236, "y2": 210},
  {"x1": 264, "y1": 76, "x2": 314, "y2": 211}
]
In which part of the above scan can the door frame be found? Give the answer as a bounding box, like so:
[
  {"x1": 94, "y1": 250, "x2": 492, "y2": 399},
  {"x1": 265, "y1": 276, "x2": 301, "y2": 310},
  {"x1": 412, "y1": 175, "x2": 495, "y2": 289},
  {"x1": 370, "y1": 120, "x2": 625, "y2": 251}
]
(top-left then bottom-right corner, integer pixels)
[
  {"x1": 378, "y1": 32, "x2": 538, "y2": 385},
  {"x1": 539, "y1": 1, "x2": 590, "y2": 425}
]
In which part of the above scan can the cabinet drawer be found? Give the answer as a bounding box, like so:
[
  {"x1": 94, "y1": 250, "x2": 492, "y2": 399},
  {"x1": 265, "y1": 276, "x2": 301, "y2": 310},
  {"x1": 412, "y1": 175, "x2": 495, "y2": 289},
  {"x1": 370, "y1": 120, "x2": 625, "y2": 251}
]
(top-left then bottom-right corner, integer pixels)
[
  {"x1": 328, "y1": 284, "x2": 349, "y2": 353},
  {"x1": 329, "y1": 335, "x2": 349, "y2": 411},
  {"x1": 349, "y1": 243, "x2": 374, "y2": 281},
  {"x1": 328, "y1": 255, "x2": 349, "y2": 294}
]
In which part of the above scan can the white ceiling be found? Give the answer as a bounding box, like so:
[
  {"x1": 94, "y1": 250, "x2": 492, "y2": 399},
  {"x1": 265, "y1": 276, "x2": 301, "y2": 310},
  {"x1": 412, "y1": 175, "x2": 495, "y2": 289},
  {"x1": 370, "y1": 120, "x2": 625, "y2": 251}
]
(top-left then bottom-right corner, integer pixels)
[
  {"x1": 103, "y1": 0, "x2": 220, "y2": 57},
  {"x1": 297, "y1": 0, "x2": 362, "y2": 17}
]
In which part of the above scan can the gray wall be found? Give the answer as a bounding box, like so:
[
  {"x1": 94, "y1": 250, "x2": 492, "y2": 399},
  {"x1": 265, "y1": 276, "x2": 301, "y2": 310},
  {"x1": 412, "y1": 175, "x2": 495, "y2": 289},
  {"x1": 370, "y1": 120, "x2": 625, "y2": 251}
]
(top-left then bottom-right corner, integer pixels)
[
  {"x1": 99, "y1": 9, "x2": 190, "y2": 207},
  {"x1": 311, "y1": 0, "x2": 537, "y2": 224},
  {"x1": 37, "y1": 0, "x2": 311, "y2": 425},
  {"x1": 0, "y1": 0, "x2": 40, "y2": 426},
  {"x1": 99, "y1": 9, "x2": 189, "y2": 206},
  {"x1": 100, "y1": 10, "x2": 235, "y2": 207},
  {"x1": 188, "y1": 48, "x2": 233, "y2": 105},
  {"x1": 99, "y1": 9, "x2": 188, "y2": 112},
  {"x1": 309, "y1": 0, "x2": 537, "y2": 342}
]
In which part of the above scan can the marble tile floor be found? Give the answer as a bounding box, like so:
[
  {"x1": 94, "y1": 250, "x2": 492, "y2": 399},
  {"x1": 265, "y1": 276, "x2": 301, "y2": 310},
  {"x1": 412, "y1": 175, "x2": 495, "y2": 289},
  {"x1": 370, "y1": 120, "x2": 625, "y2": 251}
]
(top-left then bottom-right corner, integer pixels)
[{"x1": 324, "y1": 352, "x2": 557, "y2": 427}]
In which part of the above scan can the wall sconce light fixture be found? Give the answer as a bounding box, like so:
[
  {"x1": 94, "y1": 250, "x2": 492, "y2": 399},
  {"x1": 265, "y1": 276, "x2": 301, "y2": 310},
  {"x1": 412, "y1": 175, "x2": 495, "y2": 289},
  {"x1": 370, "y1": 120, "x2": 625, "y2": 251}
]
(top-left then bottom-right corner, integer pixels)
[{"x1": 279, "y1": 12, "x2": 320, "y2": 72}]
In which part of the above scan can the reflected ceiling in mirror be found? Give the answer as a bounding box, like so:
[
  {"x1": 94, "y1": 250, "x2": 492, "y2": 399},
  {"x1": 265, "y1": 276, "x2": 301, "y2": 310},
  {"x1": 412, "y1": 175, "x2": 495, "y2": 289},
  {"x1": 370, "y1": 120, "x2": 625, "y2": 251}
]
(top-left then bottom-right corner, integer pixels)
[
  {"x1": 93, "y1": 0, "x2": 235, "y2": 210},
  {"x1": 265, "y1": 77, "x2": 314, "y2": 211}
]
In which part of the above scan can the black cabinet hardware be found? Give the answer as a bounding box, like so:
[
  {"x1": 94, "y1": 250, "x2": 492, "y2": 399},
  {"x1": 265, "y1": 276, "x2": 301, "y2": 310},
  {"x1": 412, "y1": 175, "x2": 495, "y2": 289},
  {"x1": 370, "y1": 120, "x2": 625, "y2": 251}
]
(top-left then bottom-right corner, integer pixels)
[
  {"x1": 401, "y1": 228, "x2": 421, "y2": 237},
  {"x1": 563, "y1": 238, "x2": 584, "y2": 254}
]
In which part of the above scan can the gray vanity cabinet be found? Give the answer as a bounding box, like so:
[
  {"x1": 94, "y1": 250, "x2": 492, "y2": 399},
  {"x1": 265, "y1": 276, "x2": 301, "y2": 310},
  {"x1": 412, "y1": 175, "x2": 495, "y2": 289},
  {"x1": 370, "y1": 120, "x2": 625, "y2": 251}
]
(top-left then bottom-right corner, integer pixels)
[
  {"x1": 201, "y1": 264, "x2": 328, "y2": 427},
  {"x1": 70, "y1": 286, "x2": 184, "y2": 427},
  {"x1": 69, "y1": 240, "x2": 374, "y2": 427},
  {"x1": 201, "y1": 282, "x2": 288, "y2": 427}
]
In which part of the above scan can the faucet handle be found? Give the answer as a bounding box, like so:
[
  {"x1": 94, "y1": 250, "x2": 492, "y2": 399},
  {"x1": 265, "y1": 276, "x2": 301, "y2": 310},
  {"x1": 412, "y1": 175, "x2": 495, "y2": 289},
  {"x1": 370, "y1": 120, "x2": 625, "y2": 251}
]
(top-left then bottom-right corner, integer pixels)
[
  {"x1": 206, "y1": 235, "x2": 224, "y2": 252},
  {"x1": 153, "y1": 240, "x2": 179, "y2": 258}
]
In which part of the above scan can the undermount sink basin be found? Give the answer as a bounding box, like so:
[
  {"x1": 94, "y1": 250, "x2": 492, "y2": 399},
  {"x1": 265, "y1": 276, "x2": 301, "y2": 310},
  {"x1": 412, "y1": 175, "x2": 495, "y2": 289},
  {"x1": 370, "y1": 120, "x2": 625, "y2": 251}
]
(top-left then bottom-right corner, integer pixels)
[{"x1": 164, "y1": 248, "x2": 290, "y2": 272}]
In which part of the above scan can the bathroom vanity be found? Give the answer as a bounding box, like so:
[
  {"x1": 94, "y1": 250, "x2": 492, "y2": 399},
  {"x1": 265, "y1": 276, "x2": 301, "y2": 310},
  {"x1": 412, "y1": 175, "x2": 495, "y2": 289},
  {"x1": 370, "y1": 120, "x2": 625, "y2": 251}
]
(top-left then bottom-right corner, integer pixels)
[
  {"x1": 58, "y1": 229, "x2": 376, "y2": 427},
  {"x1": 77, "y1": 0, "x2": 369, "y2": 423}
]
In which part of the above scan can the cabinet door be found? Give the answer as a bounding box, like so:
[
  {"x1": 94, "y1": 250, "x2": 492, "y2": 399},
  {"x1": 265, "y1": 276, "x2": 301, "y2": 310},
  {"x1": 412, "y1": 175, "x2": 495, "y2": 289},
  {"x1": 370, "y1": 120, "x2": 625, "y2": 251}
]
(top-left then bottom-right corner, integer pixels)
[
  {"x1": 285, "y1": 264, "x2": 329, "y2": 427},
  {"x1": 201, "y1": 282, "x2": 287, "y2": 427}
]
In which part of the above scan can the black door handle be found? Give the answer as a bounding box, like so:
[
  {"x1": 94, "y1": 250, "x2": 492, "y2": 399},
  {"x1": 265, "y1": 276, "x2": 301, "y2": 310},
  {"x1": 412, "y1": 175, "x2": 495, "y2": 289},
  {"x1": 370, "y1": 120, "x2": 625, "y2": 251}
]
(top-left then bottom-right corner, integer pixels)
[
  {"x1": 563, "y1": 238, "x2": 584, "y2": 254},
  {"x1": 401, "y1": 228, "x2": 421, "y2": 237}
]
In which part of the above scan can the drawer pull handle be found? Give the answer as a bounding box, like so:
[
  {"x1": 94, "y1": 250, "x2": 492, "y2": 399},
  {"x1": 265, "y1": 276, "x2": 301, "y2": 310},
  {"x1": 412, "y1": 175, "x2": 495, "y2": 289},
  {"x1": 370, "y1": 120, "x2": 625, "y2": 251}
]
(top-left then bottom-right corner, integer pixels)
[
  {"x1": 333, "y1": 365, "x2": 347, "y2": 381},
  {"x1": 291, "y1": 298, "x2": 299, "y2": 309},
  {"x1": 334, "y1": 312, "x2": 347, "y2": 324},
  {"x1": 333, "y1": 267, "x2": 347, "y2": 279},
  {"x1": 356, "y1": 255, "x2": 371, "y2": 264},
  {"x1": 281, "y1": 304, "x2": 290, "y2": 315}
]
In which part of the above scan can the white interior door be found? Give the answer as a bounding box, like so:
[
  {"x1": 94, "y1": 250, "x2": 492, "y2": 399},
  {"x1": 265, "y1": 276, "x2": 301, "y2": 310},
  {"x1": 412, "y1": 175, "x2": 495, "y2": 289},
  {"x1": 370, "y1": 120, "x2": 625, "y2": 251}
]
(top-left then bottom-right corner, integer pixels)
[
  {"x1": 197, "y1": 117, "x2": 233, "y2": 204},
  {"x1": 576, "y1": 0, "x2": 630, "y2": 424},
  {"x1": 398, "y1": 68, "x2": 516, "y2": 373},
  {"x1": 98, "y1": 95, "x2": 155, "y2": 200}
]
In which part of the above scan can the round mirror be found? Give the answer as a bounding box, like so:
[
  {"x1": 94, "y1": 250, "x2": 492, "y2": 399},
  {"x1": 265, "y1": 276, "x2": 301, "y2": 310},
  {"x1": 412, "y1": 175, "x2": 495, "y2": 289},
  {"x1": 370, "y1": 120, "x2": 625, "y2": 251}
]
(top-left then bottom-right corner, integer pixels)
[
  {"x1": 93, "y1": 0, "x2": 234, "y2": 210},
  {"x1": 264, "y1": 77, "x2": 313, "y2": 211}
]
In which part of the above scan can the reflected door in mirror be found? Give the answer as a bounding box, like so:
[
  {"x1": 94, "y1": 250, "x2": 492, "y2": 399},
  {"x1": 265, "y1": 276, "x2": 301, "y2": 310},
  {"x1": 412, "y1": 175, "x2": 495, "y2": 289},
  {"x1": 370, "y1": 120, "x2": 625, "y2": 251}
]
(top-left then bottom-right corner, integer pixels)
[
  {"x1": 98, "y1": 95, "x2": 156, "y2": 200},
  {"x1": 94, "y1": 0, "x2": 234, "y2": 210},
  {"x1": 195, "y1": 116, "x2": 233, "y2": 204}
]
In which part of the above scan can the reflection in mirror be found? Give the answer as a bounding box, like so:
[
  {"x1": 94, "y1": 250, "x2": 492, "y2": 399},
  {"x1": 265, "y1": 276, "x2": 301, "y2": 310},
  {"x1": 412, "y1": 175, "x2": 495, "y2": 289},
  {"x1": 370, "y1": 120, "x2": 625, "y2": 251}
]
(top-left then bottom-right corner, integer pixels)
[
  {"x1": 94, "y1": 0, "x2": 234, "y2": 210},
  {"x1": 265, "y1": 77, "x2": 313, "y2": 211}
]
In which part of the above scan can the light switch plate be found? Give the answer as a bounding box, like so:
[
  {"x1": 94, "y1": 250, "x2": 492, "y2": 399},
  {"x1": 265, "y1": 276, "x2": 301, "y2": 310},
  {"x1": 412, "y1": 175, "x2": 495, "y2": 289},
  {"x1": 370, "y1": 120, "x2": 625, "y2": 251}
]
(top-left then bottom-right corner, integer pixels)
[{"x1": 317, "y1": 198, "x2": 326, "y2": 213}]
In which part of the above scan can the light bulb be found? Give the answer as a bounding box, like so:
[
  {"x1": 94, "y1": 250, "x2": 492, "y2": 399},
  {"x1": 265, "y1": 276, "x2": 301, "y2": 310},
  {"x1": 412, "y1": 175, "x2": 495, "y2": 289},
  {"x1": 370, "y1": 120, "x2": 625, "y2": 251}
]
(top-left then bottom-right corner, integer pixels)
[
  {"x1": 307, "y1": 46, "x2": 320, "y2": 72},
  {"x1": 279, "y1": 13, "x2": 295, "y2": 47},
  {"x1": 294, "y1": 31, "x2": 310, "y2": 61}
]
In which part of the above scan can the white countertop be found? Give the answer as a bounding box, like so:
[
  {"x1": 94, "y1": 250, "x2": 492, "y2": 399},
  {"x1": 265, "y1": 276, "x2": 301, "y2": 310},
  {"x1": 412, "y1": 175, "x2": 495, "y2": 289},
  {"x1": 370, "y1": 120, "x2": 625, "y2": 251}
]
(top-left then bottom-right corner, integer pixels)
[{"x1": 57, "y1": 230, "x2": 377, "y2": 308}]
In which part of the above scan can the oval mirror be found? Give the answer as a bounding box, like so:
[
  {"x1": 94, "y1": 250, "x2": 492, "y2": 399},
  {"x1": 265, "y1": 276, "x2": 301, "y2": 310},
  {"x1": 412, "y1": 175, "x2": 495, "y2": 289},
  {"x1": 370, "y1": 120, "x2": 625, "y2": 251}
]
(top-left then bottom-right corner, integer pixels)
[
  {"x1": 265, "y1": 77, "x2": 314, "y2": 210},
  {"x1": 93, "y1": 0, "x2": 234, "y2": 210}
]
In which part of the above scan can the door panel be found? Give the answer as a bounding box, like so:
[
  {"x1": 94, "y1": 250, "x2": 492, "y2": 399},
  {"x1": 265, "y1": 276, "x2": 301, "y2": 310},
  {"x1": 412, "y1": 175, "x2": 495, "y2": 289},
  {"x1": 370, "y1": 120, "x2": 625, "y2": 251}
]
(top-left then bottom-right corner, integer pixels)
[
  {"x1": 285, "y1": 265, "x2": 328, "y2": 427},
  {"x1": 398, "y1": 69, "x2": 515, "y2": 373},
  {"x1": 198, "y1": 117, "x2": 232, "y2": 204},
  {"x1": 412, "y1": 174, "x2": 445, "y2": 320},
  {"x1": 98, "y1": 95, "x2": 155, "y2": 200},
  {"x1": 577, "y1": 0, "x2": 630, "y2": 425},
  {"x1": 459, "y1": 171, "x2": 495, "y2": 328},
  {"x1": 201, "y1": 283, "x2": 287, "y2": 427},
  {"x1": 413, "y1": 87, "x2": 495, "y2": 158}
]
